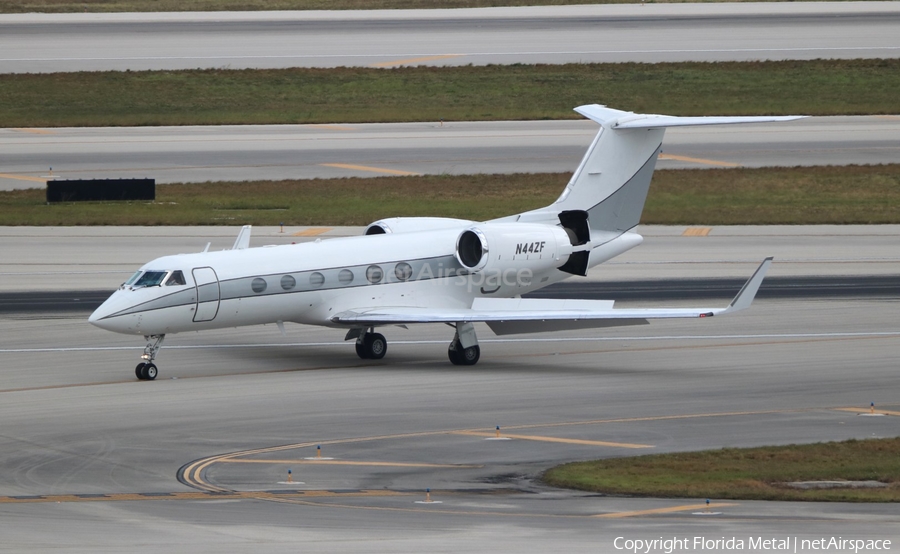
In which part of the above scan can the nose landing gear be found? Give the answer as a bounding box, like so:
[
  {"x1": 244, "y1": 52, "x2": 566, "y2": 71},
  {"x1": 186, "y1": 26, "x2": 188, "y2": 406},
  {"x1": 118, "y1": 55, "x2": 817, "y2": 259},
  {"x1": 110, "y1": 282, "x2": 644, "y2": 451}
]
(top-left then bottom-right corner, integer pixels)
[{"x1": 135, "y1": 334, "x2": 165, "y2": 380}]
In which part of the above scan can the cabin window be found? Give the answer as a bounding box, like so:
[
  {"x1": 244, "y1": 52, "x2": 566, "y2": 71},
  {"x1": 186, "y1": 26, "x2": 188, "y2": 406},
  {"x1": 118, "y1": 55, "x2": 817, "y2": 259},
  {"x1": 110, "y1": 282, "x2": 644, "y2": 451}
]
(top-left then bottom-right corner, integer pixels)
[
  {"x1": 366, "y1": 265, "x2": 383, "y2": 284},
  {"x1": 338, "y1": 269, "x2": 354, "y2": 285},
  {"x1": 134, "y1": 270, "x2": 167, "y2": 287},
  {"x1": 251, "y1": 278, "x2": 267, "y2": 293},
  {"x1": 309, "y1": 272, "x2": 325, "y2": 288},
  {"x1": 394, "y1": 262, "x2": 412, "y2": 281},
  {"x1": 281, "y1": 275, "x2": 296, "y2": 290},
  {"x1": 165, "y1": 270, "x2": 186, "y2": 286}
]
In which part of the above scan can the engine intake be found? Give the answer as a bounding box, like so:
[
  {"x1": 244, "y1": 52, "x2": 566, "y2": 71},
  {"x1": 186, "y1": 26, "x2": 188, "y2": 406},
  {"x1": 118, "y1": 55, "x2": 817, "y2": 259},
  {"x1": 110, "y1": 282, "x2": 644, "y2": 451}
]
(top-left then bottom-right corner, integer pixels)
[{"x1": 455, "y1": 223, "x2": 579, "y2": 276}]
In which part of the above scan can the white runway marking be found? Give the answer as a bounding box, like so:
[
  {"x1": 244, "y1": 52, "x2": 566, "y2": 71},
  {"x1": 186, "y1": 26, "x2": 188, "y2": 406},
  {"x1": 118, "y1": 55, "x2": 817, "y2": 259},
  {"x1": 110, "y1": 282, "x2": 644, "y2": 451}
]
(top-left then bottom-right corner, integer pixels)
[{"x1": 3, "y1": 331, "x2": 899, "y2": 353}]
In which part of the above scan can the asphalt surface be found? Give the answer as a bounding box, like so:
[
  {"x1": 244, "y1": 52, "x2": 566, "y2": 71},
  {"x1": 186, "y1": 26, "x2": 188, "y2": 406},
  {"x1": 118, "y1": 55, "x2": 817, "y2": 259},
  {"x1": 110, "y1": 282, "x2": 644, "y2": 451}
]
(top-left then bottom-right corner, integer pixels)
[
  {"x1": 1, "y1": 225, "x2": 898, "y2": 552},
  {"x1": 2, "y1": 116, "x2": 898, "y2": 190},
  {"x1": 1, "y1": 3, "x2": 898, "y2": 73}
]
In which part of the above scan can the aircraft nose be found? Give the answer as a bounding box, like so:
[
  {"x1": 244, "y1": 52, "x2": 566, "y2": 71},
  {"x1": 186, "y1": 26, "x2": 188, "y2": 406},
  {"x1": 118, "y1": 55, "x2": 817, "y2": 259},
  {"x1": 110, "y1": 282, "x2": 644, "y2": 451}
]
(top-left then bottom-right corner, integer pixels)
[{"x1": 89, "y1": 291, "x2": 131, "y2": 332}]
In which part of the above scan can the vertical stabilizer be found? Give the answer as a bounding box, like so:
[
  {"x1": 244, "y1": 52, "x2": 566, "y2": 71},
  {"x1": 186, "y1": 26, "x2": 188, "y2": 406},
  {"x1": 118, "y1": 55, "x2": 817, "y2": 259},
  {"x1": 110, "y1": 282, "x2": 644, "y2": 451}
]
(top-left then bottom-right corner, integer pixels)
[{"x1": 512, "y1": 105, "x2": 806, "y2": 240}]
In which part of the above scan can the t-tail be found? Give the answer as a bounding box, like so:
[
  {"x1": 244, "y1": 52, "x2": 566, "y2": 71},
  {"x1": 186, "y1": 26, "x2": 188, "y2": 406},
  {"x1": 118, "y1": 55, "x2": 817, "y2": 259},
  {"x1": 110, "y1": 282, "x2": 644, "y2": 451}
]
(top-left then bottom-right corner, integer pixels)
[{"x1": 497, "y1": 105, "x2": 806, "y2": 274}]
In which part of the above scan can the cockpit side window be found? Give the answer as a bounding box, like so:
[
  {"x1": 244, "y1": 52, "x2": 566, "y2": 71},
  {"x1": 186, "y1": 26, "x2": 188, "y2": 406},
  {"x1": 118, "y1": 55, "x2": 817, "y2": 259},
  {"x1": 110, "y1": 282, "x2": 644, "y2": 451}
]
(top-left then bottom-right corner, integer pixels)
[
  {"x1": 125, "y1": 271, "x2": 142, "y2": 286},
  {"x1": 165, "y1": 270, "x2": 186, "y2": 286},
  {"x1": 134, "y1": 270, "x2": 168, "y2": 287}
]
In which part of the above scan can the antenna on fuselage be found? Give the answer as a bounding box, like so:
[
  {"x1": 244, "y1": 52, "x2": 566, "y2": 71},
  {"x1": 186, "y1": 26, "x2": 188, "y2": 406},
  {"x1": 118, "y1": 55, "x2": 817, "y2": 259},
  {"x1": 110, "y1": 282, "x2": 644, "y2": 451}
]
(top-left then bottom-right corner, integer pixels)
[{"x1": 202, "y1": 242, "x2": 211, "y2": 253}]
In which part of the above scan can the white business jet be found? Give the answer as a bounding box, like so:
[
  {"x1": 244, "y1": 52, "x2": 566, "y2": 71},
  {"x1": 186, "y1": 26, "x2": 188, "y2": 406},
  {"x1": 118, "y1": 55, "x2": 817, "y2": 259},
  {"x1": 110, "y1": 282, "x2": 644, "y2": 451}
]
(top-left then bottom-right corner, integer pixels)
[{"x1": 90, "y1": 105, "x2": 803, "y2": 380}]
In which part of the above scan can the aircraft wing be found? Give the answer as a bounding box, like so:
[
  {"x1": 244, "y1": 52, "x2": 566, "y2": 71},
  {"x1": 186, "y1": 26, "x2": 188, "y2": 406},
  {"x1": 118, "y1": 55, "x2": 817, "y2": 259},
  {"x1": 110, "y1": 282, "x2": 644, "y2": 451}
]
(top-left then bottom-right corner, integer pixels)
[{"x1": 331, "y1": 258, "x2": 772, "y2": 334}]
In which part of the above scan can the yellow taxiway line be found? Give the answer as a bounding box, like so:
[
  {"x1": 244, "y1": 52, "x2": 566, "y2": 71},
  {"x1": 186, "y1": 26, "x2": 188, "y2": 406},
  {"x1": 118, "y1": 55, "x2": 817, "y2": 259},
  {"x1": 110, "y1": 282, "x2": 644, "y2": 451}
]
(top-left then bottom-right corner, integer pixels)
[
  {"x1": 292, "y1": 227, "x2": 332, "y2": 237},
  {"x1": 594, "y1": 502, "x2": 737, "y2": 518},
  {"x1": 451, "y1": 430, "x2": 653, "y2": 449},
  {"x1": 370, "y1": 54, "x2": 463, "y2": 68},
  {"x1": 11, "y1": 128, "x2": 55, "y2": 135},
  {"x1": 682, "y1": 227, "x2": 712, "y2": 237},
  {"x1": 0, "y1": 173, "x2": 48, "y2": 183},
  {"x1": 659, "y1": 153, "x2": 740, "y2": 168},
  {"x1": 320, "y1": 163, "x2": 420, "y2": 176},
  {"x1": 834, "y1": 407, "x2": 900, "y2": 417}
]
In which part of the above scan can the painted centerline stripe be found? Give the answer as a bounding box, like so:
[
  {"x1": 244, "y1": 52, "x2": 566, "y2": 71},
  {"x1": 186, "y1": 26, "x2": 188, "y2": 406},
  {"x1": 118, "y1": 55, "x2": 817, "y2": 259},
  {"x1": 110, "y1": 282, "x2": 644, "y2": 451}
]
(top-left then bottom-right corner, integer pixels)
[
  {"x1": 660, "y1": 153, "x2": 740, "y2": 167},
  {"x1": 682, "y1": 227, "x2": 712, "y2": 237},
  {"x1": 594, "y1": 502, "x2": 737, "y2": 518},
  {"x1": 320, "y1": 163, "x2": 420, "y2": 176},
  {"x1": 834, "y1": 407, "x2": 900, "y2": 417},
  {"x1": 0, "y1": 173, "x2": 47, "y2": 183},
  {"x1": 451, "y1": 431, "x2": 652, "y2": 449},
  {"x1": 292, "y1": 227, "x2": 332, "y2": 237},
  {"x1": 11, "y1": 128, "x2": 55, "y2": 135}
]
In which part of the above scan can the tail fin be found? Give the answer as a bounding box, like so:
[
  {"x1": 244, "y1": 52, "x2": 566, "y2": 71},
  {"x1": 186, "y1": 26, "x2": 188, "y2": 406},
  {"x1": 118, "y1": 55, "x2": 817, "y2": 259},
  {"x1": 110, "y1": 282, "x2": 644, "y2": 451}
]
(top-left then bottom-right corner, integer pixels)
[{"x1": 513, "y1": 105, "x2": 806, "y2": 239}]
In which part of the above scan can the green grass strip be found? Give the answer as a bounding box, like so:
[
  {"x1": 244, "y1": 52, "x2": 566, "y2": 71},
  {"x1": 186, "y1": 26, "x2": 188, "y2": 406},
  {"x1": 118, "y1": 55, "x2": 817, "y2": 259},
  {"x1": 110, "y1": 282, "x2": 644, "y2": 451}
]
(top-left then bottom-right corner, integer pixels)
[
  {"x1": 4, "y1": 165, "x2": 899, "y2": 226},
  {"x1": 2, "y1": 60, "x2": 899, "y2": 128},
  {"x1": 543, "y1": 437, "x2": 900, "y2": 502}
]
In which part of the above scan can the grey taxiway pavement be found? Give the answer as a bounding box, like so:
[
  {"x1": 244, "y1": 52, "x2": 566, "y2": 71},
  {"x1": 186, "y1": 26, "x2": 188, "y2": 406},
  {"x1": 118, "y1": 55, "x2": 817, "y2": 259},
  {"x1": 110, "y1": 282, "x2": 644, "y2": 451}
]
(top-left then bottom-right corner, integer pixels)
[
  {"x1": 1, "y1": 3, "x2": 899, "y2": 73},
  {"x1": 1, "y1": 225, "x2": 898, "y2": 552},
  {"x1": 2, "y1": 115, "x2": 898, "y2": 190}
]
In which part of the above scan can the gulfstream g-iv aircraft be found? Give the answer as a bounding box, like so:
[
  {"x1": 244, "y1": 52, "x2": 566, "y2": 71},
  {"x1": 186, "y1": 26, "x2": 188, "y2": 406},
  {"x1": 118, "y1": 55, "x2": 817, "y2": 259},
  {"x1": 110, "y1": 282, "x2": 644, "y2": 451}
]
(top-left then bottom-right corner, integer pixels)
[{"x1": 90, "y1": 105, "x2": 803, "y2": 380}]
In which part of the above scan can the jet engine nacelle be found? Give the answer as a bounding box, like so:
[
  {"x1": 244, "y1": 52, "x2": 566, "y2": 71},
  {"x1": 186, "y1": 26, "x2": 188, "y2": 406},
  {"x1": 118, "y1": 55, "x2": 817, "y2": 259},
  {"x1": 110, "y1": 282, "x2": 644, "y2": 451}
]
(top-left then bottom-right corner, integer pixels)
[
  {"x1": 455, "y1": 223, "x2": 576, "y2": 276},
  {"x1": 365, "y1": 217, "x2": 474, "y2": 235}
]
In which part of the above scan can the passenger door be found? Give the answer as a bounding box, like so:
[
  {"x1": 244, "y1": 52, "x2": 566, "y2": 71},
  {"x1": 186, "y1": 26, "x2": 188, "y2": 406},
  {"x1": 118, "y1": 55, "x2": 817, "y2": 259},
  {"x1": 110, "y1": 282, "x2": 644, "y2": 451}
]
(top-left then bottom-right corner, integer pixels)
[{"x1": 192, "y1": 267, "x2": 220, "y2": 322}]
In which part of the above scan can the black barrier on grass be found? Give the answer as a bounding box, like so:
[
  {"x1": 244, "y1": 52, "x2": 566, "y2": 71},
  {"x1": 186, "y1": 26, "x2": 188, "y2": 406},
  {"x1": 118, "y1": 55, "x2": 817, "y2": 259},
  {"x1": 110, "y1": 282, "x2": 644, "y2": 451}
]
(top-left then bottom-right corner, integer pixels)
[{"x1": 46, "y1": 179, "x2": 155, "y2": 202}]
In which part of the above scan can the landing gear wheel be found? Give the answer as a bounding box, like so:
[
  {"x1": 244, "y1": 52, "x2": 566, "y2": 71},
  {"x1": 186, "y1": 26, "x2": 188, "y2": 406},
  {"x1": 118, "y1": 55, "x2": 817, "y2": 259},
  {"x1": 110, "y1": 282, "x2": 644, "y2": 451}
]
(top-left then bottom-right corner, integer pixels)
[
  {"x1": 143, "y1": 363, "x2": 158, "y2": 380},
  {"x1": 136, "y1": 363, "x2": 158, "y2": 380},
  {"x1": 448, "y1": 341, "x2": 480, "y2": 366},
  {"x1": 363, "y1": 333, "x2": 387, "y2": 360},
  {"x1": 355, "y1": 341, "x2": 369, "y2": 359}
]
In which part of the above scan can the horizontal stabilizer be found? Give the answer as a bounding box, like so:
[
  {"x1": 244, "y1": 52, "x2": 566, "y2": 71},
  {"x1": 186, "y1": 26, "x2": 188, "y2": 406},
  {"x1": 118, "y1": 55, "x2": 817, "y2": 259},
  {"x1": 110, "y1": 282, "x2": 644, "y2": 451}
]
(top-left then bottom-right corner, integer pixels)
[{"x1": 574, "y1": 104, "x2": 807, "y2": 130}]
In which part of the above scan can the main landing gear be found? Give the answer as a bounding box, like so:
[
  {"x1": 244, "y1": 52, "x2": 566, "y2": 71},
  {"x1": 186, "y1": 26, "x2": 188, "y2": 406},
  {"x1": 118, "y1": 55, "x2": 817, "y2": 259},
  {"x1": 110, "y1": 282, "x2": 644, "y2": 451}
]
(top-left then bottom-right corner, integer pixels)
[
  {"x1": 355, "y1": 330, "x2": 387, "y2": 360},
  {"x1": 349, "y1": 323, "x2": 482, "y2": 366},
  {"x1": 135, "y1": 334, "x2": 165, "y2": 380},
  {"x1": 448, "y1": 322, "x2": 480, "y2": 366}
]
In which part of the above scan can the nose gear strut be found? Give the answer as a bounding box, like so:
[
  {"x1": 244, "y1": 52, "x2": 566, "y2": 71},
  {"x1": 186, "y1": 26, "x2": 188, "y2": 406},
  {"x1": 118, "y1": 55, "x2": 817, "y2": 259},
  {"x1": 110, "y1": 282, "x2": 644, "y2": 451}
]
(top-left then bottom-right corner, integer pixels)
[{"x1": 135, "y1": 334, "x2": 165, "y2": 380}]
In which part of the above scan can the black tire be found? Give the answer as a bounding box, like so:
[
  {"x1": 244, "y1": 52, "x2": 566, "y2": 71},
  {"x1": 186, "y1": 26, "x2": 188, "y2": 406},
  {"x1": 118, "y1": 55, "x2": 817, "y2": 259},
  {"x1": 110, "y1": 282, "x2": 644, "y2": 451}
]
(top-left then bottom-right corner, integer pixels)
[
  {"x1": 143, "y1": 363, "x2": 158, "y2": 381},
  {"x1": 364, "y1": 333, "x2": 387, "y2": 360},
  {"x1": 135, "y1": 363, "x2": 147, "y2": 380},
  {"x1": 355, "y1": 341, "x2": 369, "y2": 359},
  {"x1": 448, "y1": 341, "x2": 463, "y2": 365}
]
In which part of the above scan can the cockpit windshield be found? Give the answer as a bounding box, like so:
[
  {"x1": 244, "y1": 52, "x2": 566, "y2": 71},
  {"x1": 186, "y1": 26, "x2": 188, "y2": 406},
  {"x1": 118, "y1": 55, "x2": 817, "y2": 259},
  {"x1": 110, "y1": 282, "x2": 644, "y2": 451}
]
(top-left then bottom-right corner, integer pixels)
[
  {"x1": 134, "y1": 270, "x2": 168, "y2": 287},
  {"x1": 124, "y1": 271, "x2": 142, "y2": 286},
  {"x1": 125, "y1": 269, "x2": 188, "y2": 288}
]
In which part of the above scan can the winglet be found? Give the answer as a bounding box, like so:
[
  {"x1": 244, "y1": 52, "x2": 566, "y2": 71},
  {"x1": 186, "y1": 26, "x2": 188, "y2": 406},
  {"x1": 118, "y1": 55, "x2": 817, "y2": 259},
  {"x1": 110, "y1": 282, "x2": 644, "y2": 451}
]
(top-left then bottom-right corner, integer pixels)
[
  {"x1": 232, "y1": 225, "x2": 252, "y2": 250},
  {"x1": 721, "y1": 257, "x2": 773, "y2": 314}
]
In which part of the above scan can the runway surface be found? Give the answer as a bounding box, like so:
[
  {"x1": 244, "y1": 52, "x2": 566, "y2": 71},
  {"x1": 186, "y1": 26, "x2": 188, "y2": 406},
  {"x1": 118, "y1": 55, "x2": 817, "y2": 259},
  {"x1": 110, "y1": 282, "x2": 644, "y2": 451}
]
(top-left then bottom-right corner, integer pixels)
[
  {"x1": 1, "y1": 3, "x2": 899, "y2": 73},
  {"x1": 1, "y1": 225, "x2": 898, "y2": 551},
  {"x1": 3, "y1": 116, "x2": 898, "y2": 190}
]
